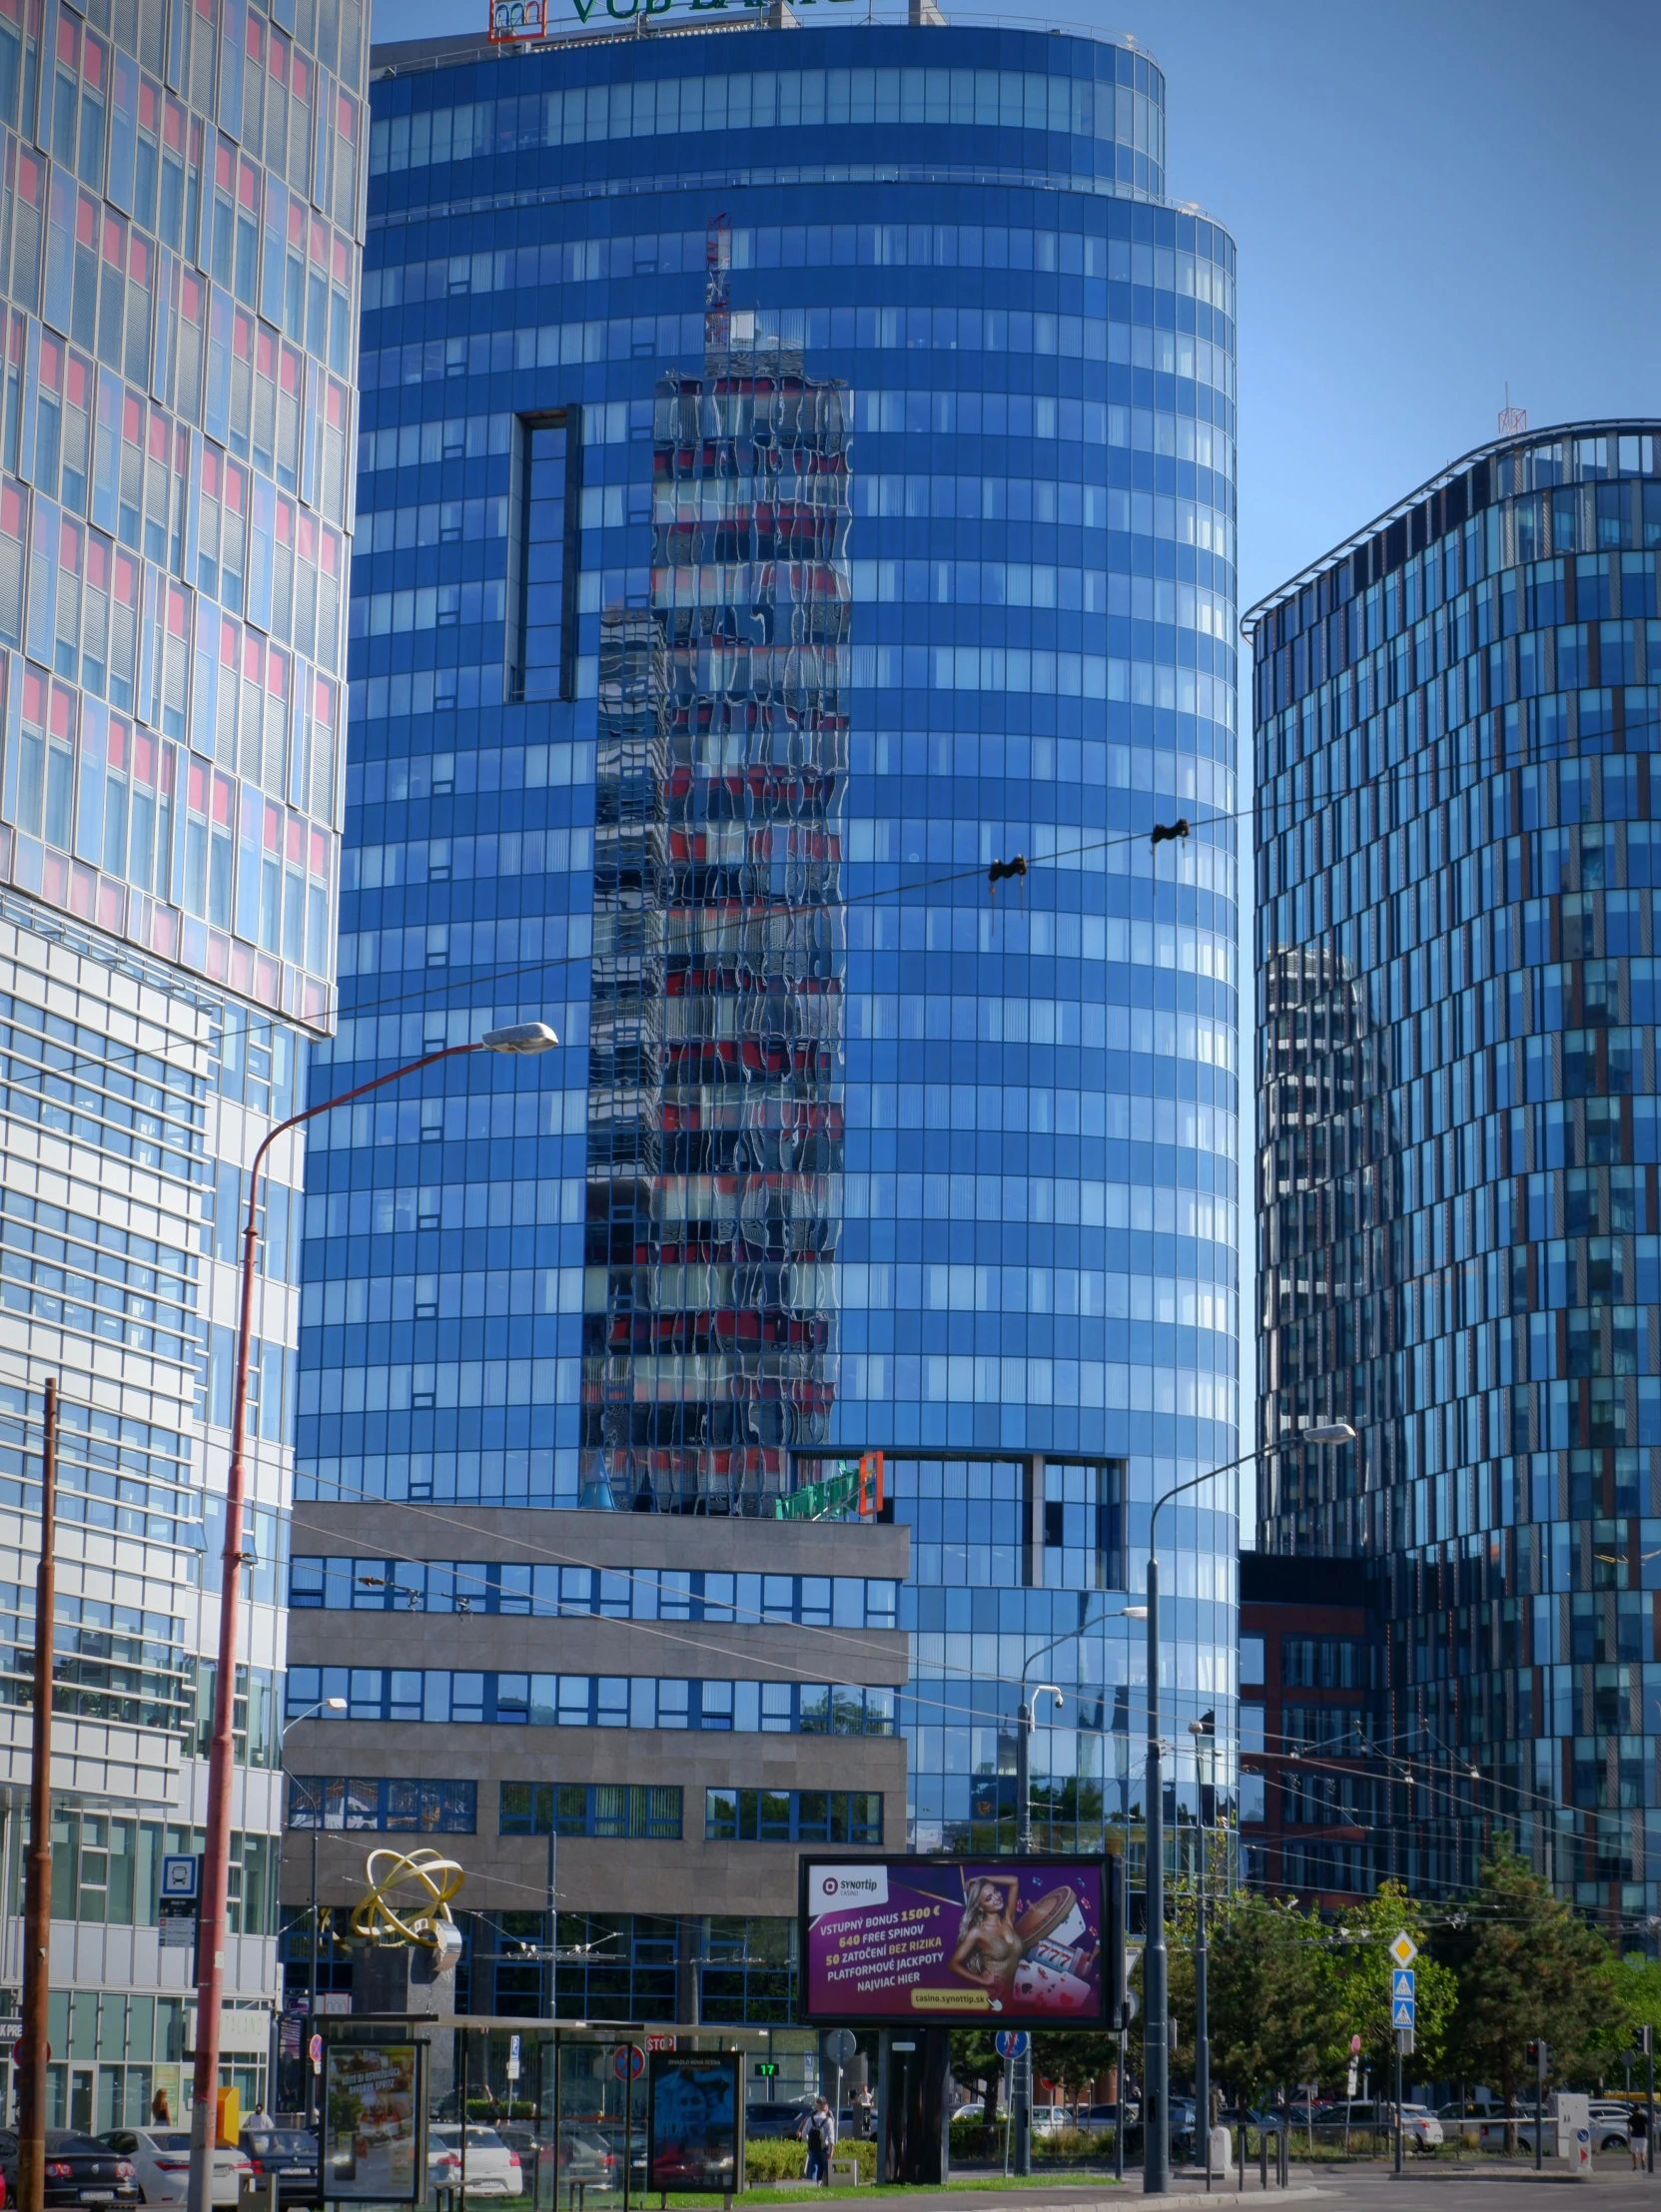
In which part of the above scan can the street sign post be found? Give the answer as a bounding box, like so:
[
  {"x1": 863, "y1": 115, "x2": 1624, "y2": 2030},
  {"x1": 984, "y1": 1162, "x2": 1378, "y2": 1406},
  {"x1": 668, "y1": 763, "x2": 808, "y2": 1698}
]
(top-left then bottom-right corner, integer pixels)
[
  {"x1": 1388, "y1": 1953, "x2": 1415, "y2": 2176},
  {"x1": 507, "y1": 2033, "x2": 520, "y2": 2084},
  {"x1": 994, "y1": 2031, "x2": 1029, "y2": 2060}
]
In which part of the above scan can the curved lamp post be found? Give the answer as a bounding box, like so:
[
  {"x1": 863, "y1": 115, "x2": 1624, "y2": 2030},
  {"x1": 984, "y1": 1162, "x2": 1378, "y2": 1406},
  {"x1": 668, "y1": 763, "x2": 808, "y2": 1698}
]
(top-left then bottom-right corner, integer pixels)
[
  {"x1": 1141, "y1": 1420, "x2": 1355, "y2": 2195},
  {"x1": 186, "y1": 1023, "x2": 559, "y2": 2212}
]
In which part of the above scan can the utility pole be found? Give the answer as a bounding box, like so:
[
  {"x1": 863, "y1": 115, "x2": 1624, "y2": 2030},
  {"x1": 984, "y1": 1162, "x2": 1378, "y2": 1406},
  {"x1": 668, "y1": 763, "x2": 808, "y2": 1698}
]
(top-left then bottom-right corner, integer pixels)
[
  {"x1": 1529, "y1": 2039, "x2": 1548, "y2": 2174},
  {"x1": 19, "y1": 1377, "x2": 59, "y2": 2212}
]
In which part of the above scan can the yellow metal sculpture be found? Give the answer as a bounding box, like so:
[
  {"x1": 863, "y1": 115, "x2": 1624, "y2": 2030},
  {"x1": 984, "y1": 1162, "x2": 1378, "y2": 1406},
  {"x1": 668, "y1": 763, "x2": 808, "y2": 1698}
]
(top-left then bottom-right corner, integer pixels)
[{"x1": 351, "y1": 1846, "x2": 465, "y2": 1955}]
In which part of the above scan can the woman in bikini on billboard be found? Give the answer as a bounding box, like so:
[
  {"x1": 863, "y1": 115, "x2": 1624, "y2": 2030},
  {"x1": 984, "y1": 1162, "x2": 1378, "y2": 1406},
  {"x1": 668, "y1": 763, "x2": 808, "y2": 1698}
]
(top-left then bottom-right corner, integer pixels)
[{"x1": 947, "y1": 1875, "x2": 1096, "y2": 2011}]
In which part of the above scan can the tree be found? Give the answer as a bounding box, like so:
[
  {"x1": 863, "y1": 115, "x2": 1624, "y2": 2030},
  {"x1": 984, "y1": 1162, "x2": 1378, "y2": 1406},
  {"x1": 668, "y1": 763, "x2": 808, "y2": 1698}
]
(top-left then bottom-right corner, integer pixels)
[
  {"x1": 1325, "y1": 1880, "x2": 1457, "y2": 2087},
  {"x1": 1030, "y1": 2028, "x2": 1122, "y2": 2113},
  {"x1": 948, "y1": 2028, "x2": 1003, "y2": 2149},
  {"x1": 1433, "y1": 1838, "x2": 1615, "y2": 2127},
  {"x1": 1178, "y1": 1888, "x2": 1341, "y2": 2103}
]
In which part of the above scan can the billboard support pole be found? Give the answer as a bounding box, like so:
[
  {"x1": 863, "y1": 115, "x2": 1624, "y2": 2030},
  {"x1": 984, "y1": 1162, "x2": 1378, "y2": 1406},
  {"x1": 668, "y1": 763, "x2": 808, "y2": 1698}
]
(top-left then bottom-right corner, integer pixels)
[{"x1": 875, "y1": 2033, "x2": 890, "y2": 2186}]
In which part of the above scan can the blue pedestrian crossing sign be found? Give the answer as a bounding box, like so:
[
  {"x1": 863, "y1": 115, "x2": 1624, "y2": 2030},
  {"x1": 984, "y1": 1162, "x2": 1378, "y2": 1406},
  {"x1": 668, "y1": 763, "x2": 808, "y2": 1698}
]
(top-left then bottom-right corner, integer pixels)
[
  {"x1": 1390, "y1": 1964, "x2": 1415, "y2": 2030},
  {"x1": 995, "y1": 2030, "x2": 1030, "y2": 2059}
]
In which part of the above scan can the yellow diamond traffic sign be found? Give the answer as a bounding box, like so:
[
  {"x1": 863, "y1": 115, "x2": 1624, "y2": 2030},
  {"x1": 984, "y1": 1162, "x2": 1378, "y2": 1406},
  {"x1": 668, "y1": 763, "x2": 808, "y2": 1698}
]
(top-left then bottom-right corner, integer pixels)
[{"x1": 1389, "y1": 1931, "x2": 1418, "y2": 1968}]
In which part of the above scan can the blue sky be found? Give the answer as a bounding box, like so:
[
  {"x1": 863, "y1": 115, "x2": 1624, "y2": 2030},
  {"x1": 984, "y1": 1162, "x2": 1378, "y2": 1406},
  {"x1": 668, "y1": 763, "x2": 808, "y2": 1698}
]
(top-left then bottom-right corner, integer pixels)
[
  {"x1": 369, "y1": 0, "x2": 1660, "y2": 1523},
  {"x1": 372, "y1": 0, "x2": 1660, "y2": 603}
]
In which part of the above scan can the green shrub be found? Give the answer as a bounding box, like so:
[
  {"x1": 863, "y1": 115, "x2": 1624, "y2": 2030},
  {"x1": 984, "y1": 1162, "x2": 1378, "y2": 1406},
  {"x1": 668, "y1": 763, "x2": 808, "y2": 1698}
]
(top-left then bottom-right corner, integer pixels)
[
  {"x1": 742, "y1": 2140, "x2": 807, "y2": 2182},
  {"x1": 742, "y1": 2138, "x2": 876, "y2": 2186}
]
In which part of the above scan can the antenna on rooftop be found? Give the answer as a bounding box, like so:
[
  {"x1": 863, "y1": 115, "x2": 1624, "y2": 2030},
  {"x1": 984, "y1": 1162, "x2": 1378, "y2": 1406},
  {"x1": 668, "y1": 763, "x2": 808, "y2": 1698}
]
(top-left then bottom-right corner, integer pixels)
[{"x1": 1497, "y1": 382, "x2": 1527, "y2": 437}]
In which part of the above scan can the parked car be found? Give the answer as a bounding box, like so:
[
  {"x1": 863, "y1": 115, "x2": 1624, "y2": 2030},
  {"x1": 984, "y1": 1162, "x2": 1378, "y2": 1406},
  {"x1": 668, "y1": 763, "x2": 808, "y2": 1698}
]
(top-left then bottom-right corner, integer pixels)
[
  {"x1": 1587, "y1": 2104, "x2": 1632, "y2": 2153},
  {"x1": 239, "y1": 2127, "x2": 319, "y2": 2210},
  {"x1": 1340, "y1": 2102, "x2": 1442, "y2": 2151},
  {"x1": 426, "y1": 2128, "x2": 522, "y2": 2198},
  {"x1": 591, "y1": 2126, "x2": 645, "y2": 2187},
  {"x1": 745, "y1": 2100, "x2": 816, "y2": 2141},
  {"x1": 554, "y1": 2127, "x2": 616, "y2": 2188},
  {"x1": 98, "y1": 2132, "x2": 250, "y2": 2210},
  {"x1": 1, "y1": 2131, "x2": 141, "y2": 2210},
  {"x1": 1470, "y1": 2108, "x2": 1627, "y2": 2155}
]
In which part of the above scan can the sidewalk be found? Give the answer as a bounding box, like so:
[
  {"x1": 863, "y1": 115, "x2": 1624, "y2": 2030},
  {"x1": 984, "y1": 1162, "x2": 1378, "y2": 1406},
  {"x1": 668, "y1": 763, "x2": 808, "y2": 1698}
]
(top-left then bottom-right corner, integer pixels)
[{"x1": 773, "y1": 2186, "x2": 1320, "y2": 2211}]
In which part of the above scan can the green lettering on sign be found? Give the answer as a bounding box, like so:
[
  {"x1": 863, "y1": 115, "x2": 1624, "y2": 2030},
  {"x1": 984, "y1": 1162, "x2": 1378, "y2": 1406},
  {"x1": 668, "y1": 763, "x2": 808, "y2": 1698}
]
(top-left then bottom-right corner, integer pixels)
[{"x1": 775, "y1": 1461, "x2": 860, "y2": 1523}]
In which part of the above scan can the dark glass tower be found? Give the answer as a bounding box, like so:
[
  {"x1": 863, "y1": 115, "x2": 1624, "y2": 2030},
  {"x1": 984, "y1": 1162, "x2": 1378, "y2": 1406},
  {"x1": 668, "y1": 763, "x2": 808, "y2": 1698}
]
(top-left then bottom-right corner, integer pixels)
[{"x1": 1247, "y1": 421, "x2": 1661, "y2": 1921}]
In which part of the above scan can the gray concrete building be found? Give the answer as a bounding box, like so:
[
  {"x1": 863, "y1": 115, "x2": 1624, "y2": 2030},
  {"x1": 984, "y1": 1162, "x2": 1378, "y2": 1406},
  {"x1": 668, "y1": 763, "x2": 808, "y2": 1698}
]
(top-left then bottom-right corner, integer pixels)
[{"x1": 282, "y1": 1503, "x2": 908, "y2": 2026}]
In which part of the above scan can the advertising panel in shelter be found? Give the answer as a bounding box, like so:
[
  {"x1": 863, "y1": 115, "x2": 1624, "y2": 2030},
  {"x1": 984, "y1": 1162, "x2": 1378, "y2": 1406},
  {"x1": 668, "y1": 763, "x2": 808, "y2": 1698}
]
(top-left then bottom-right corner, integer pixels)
[
  {"x1": 647, "y1": 2052, "x2": 743, "y2": 2194},
  {"x1": 323, "y1": 2040, "x2": 425, "y2": 2202}
]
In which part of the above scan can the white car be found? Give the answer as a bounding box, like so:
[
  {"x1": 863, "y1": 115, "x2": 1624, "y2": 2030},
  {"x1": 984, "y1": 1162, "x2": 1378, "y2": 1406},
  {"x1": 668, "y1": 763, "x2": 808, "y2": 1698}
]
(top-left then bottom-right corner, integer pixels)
[
  {"x1": 1587, "y1": 2103, "x2": 1633, "y2": 2153},
  {"x1": 100, "y1": 2129, "x2": 252, "y2": 2208},
  {"x1": 1344, "y1": 2102, "x2": 1443, "y2": 2151},
  {"x1": 1396, "y1": 2105, "x2": 1445, "y2": 2151},
  {"x1": 427, "y1": 2127, "x2": 523, "y2": 2198}
]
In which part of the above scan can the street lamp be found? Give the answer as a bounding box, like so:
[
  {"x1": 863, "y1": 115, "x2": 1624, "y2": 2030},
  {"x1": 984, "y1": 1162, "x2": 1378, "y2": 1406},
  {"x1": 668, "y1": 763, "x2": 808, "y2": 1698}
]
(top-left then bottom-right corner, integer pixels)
[
  {"x1": 187, "y1": 1022, "x2": 559, "y2": 2212},
  {"x1": 1009, "y1": 1598, "x2": 1145, "y2": 2177},
  {"x1": 284, "y1": 1698, "x2": 348, "y2": 2122},
  {"x1": 1142, "y1": 1420, "x2": 1354, "y2": 2196}
]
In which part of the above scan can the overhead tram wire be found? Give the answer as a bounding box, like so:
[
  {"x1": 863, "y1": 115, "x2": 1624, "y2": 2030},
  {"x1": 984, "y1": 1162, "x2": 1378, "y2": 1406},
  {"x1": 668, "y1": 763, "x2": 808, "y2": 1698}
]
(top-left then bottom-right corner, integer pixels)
[
  {"x1": 311, "y1": 695, "x2": 1661, "y2": 1046},
  {"x1": 0, "y1": 689, "x2": 1643, "y2": 1088}
]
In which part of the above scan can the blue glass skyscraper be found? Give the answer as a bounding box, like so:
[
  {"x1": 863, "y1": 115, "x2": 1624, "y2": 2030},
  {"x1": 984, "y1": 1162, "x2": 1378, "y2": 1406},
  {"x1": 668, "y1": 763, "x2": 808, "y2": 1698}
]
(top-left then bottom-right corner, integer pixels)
[
  {"x1": 1248, "y1": 422, "x2": 1661, "y2": 1922},
  {"x1": 291, "y1": 12, "x2": 1241, "y2": 2014}
]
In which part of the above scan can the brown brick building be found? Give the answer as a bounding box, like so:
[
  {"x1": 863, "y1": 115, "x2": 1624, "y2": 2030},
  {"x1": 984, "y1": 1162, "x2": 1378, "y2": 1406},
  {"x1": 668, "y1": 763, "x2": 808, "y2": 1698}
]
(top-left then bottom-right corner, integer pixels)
[{"x1": 1239, "y1": 1553, "x2": 1390, "y2": 1904}]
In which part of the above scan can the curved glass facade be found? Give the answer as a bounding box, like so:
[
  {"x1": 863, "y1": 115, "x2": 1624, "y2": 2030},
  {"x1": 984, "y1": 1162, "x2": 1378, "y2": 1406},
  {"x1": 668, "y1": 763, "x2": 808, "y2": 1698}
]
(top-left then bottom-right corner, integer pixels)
[
  {"x1": 1249, "y1": 422, "x2": 1661, "y2": 1916},
  {"x1": 299, "y1": 16, "x2": 1241, "y2": 1914}
]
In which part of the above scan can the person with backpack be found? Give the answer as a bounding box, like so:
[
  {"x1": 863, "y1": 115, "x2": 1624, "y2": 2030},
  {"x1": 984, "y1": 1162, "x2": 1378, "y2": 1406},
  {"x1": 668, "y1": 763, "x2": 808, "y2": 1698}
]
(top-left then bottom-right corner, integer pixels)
[{"x1": 805, "y1": 2097, "x2": 835, "y2": 2184}]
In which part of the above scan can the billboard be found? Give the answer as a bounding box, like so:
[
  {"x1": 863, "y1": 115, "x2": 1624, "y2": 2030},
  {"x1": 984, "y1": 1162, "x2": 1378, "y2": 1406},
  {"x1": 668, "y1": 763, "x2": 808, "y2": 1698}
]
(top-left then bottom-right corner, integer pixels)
[
  {"x1": 647, "y1": 2052, "x2": 742, "y2": 2195},
  {"x1": 322, "y1": 2039, "x2": 425, "y2": 2202},
  {"x1": 800, "y1": 1857, "x2": 1109, "y2": 2026}
]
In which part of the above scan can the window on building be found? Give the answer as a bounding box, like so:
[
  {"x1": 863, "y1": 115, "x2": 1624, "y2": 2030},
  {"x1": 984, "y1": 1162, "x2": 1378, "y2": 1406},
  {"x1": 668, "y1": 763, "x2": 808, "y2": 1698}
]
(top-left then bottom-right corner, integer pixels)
[
  {"x1": 1239, "y1": 1774, "x2": 1265, "y2": 1825},
  {"x1": 498, "y1": 1782, "x2": 681, "y2": 1841},
  {"x1": 1240, "y1": 1704, "x2": 1264, "y2": 1755},
  {"x1": 1280, "y1": 1637, "x2": 1367, "y2": 1690},
  {"x1": 507, "y1": 412, "x2": 576, "y2": 702},
  {"x1": 286, "y1": 1777, "x2": 477, "y2": 1833},
  {"x1": 1240, "y1": 1635, "x2": 1265, "y2": 1686},
  {"x1": 704, "y1": 1790, "x2": 882, "y2": 1844}
]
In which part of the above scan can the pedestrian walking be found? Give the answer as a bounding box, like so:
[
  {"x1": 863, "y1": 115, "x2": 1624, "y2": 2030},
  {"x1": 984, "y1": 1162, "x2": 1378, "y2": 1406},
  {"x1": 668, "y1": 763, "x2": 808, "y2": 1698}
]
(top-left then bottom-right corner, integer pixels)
[
  {"x1": 805, "y1": 2097, "x2": 835, "y2": 2184},
  {"x1": 1632, "y1": 2103, "x2": 1649, "y2": 2171}
]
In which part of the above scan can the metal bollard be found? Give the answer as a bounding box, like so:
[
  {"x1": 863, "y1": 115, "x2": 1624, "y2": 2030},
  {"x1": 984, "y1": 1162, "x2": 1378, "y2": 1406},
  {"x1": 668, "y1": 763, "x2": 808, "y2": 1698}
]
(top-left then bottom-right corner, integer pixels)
[{"x1": 1258, "y1": 2122, "x2": 1267, "y2": 2191}]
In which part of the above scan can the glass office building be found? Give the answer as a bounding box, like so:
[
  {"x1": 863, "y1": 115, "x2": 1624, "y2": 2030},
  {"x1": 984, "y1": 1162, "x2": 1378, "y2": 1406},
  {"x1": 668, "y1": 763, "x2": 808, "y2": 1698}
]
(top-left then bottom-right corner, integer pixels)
[
  {"x1": 1247, "y1": 421, "x2": 1661, "y2": 1919},
  {"x1": 292, "y1": 12, "x2": 1241, "y2": 2012},
  {"x1": 0, "y1": 0, "x2": 365, "y2": 2126}
]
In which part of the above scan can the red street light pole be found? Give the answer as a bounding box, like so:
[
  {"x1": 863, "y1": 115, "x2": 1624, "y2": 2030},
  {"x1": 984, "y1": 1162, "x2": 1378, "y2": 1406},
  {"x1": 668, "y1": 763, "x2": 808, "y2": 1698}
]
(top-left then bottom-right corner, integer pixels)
[
  {"x1": 185, "y1": 1022, "x2": 559, "y2": 2212},
  {"x1": 18, "y1": 1375, "x2": 59, "y2": 2212}
]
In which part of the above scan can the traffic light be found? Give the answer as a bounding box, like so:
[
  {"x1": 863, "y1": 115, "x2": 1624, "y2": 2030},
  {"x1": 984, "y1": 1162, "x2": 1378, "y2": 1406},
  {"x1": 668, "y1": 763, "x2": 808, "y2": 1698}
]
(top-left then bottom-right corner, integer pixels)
[{"x1": 1526, "y1": 2040, "x2": 1550, "y2": 2075}]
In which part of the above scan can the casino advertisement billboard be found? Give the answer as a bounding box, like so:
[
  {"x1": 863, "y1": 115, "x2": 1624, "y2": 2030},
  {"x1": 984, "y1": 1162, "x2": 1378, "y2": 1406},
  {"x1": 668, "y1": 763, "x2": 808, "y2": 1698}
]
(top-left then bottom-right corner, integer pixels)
[{"x1": 799, "y1": 1857, "x2": 1107, "y2": 2026}]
